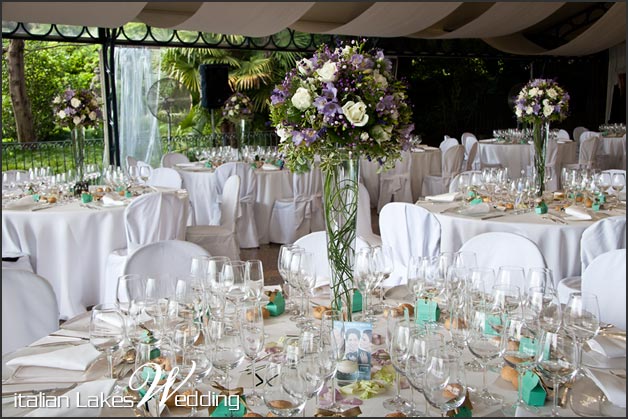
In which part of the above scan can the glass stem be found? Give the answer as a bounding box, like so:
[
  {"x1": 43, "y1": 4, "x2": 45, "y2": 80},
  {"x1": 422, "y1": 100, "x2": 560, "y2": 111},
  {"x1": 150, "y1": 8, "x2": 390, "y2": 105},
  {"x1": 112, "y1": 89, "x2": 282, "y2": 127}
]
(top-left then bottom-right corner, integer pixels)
[
  {"x1": 363, "y1": 290, "x2": 368, "y2": 318},
  {"x1": 251, "y1": 357, "x2": 257, "y2": 393},
  {"x1": 552, "y1": 379, "x2": 559, "y2": 416},
  {"x1": 107, "y1": 352, "x2": 114, "y2": 379},
  {"x1": 516, "y1": 367, "x2": 524, "y2": 405},
  {"x1": 330, "y1": 377, "x2": 337, "y2": 407},
  {"x1": 190, "y1": 382, "x2": 198, "y2": 416},
  {"x1": 574, "y1": 341, "x2": 583, "y2": 373},
  {"x1": 482, "y1": 362, "x2": 488, "y2": 392},
  {"x1": 395, "y1": 370, "x2": 402, "y2": 399}
]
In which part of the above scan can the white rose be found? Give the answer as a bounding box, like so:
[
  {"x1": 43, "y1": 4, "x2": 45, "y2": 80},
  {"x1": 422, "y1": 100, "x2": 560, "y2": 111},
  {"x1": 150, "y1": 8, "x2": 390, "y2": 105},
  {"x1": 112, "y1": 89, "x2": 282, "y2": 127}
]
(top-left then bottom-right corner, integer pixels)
[
  {"x1": 297, "y1": 59, "x2": 313, "y2": 76},
  {"x1": 342, "y1": 101, "x2": 369, "y2": 127},
  {"x1": 547, "y1": 88, "x2": 557, "y2": 99},
  {"x1": 70, "y1": 97, "x2": 81, "y2": 108},
  {"x1": 528, "y1": 87, "x2": 538, "y2": 97},
  {"x1": 543, "y1": 105, "x2": 554, "y2": 117},
  {"x1": 515, "y1": 109, "x2": 523, "y2": 118},
  {"x1": 231, "y1": 97, "x2": 237, "y2": 102},
  {"x1": 57, "y1": 110, "x2": 66, "y2": 119},
  {"x1": 89, "y1": 111, "x2": 97, "y2": 120},
  {"x1": 276, "y1": 127, "x2": 292, "y2": 143},
  {"x1": 291, "y1": 87, "x2": 312, "y2": 110},
  {"x1": 53, "y1": 96, "x2": 61, "y2": 104},
  {"x1": 537, "y1": 89, "x2": 544, "y2": 96},
  {"x1": 316, "y1": 61, "x2": 338, "y2": 82},
  {"x1": 372, "y1": 70, "x2": 388, "y2": 88},
  {"x1": 73, "y1": 116, "x2": 82, "y2": 125},
  {"x1": 525, "y1": 106, "x2": 534, "y2": 115},
  {"x1": 360, "y1": 132, "x2": 369, "y2": 141}
]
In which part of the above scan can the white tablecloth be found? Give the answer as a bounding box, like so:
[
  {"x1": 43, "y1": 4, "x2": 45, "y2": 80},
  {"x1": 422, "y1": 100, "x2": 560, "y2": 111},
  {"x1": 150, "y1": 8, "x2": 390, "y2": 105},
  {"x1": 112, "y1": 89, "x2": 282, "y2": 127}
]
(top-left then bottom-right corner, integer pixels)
[
  {"x1": 2, "y1": 191, "x2": 188, "y2": 319},
  {"x1": 600, "y1": 136, "x2": 625, "y2": 169},
  {"x1": 177, "y1": 166, "x2": 292, "y2": 244},
  {"x1": 416, "y1": 201, "x2": 626, "y2": 282},
  {"x1": 479, "y1": 140, "x2": 577, "y2": 177}
]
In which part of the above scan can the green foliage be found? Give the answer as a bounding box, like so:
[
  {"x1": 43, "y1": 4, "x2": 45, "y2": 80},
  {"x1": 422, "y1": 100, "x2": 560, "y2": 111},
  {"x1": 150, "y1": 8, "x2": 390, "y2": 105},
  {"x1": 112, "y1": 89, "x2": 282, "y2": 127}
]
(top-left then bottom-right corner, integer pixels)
[{"x1": 2, "y1": 40, "x2": 101, "y2": 141}]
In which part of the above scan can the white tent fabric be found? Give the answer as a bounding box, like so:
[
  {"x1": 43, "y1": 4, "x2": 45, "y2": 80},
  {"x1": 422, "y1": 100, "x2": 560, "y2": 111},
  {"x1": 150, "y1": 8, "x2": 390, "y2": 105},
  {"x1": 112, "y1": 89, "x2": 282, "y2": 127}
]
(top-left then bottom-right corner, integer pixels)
[{"x1": 2, "y1": 2, "x2": 625, "y2": 57}]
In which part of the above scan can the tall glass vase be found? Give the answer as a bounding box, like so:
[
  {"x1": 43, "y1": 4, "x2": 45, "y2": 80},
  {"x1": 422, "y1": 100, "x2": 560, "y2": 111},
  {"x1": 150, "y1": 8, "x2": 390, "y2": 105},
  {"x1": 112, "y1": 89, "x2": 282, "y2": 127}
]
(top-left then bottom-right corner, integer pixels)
[
  {"x1": 71, "y1": 125, "x2": 89, "y2": 195},
  {"x1": 532, "y1": 121, "x2": 550, "y2": 198},
  {"x1": 322, "y1": 153, "x2": 359, "y2": 321},
  {"x1": 233, "y1": 118, "x2": 250, "y2": 160}
]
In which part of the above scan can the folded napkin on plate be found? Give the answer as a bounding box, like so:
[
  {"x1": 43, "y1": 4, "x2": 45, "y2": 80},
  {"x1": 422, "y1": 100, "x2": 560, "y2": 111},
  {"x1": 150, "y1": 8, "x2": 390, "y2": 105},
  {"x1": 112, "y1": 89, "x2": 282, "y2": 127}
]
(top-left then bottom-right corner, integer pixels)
[
  {"x1": 588, "y1": 368, "x2": 626, "y2": 408},
  {"x1": 459, "y1": 202, "x2": 491, "y2": 215},
  {"x1": 7, "y1": 344, "x2": 100, "y2": 371},
  {"x1": 101, "y1": 193, "x2": 125, "y2": 207},
  {"x1": 24, "y1": 379, "x2": 116, "y2": 417},
  {"x1": 564, "y1": 206, "x2": 592, "y2": 220},
  {"x1": 588, "y1": 336, "x2": 626, "y2": 359},
  {"x1": 261, "y1": 163, "x2": 279, "y2": 171},
  {"x1": 411, "y1": 147, "x2": 425, "y2": 153},
  {"x1": 425, "y1": 192, "x2": 460, "y2": 202},
  {"x1": 4, "y1": 196, "x2": 39, "y2": 210}
]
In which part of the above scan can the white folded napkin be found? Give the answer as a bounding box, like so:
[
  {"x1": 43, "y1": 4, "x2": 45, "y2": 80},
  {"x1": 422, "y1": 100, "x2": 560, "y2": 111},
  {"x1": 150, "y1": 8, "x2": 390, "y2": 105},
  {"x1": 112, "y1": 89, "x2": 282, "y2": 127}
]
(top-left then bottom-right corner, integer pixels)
[
  {"x1": 261, "y1": 163, "x2": 279, "y2": 171},
  {"x1": 101, "y1": 193, "x2": 125, "y2": 207},
  {"x1": 7, "y1": 344, "x2": 100, "y2": 371},
  {"x1": 4, "y1": 196, "x2": 39, "y2": 210},
  {"x1": 412, "y1": 148, "x2": 425, "y2": 153},
  {"x1": 564, "y1": 206, "x2": 592, "y2": 220},
  {"x1": 588, "y1": 336, "x2": 626, "y2": 359},
  {"x1": 24, "y1": 379, "x2": 116, "y2": 417},
  {"x1": 459, "y1": 202, "x2": 491, "y2": 215},
  {"x1": 588, "y1": 368, "x2": 626, "y2": 408},
  {"x1": 425, "y1": 192, "x2": 460, "y2": 202}
]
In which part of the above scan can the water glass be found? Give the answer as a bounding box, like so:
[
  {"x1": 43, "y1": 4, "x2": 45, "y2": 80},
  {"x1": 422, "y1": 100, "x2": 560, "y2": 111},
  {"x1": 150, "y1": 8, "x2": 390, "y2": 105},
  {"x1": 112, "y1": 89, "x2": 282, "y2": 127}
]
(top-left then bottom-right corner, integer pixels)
[{"x1": 90, "y1": 303, "x2": 125, "y2": 379}]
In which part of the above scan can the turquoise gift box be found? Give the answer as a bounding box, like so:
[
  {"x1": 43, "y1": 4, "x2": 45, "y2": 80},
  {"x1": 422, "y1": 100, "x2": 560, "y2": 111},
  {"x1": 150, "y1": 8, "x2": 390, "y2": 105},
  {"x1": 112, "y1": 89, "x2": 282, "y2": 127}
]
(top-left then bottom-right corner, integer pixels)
[
  {"x1": 266, "y1": 291, "x2": 285, "y2": 316},
  {"x1": 416, "y1": 298, "x2": 439, "y2": 324},
  {"x1": 521, "y1": 370, "x2": 547, "y2": 406},
  {"x1": 352, "y1": 290, "x2": 362, "y2": 313}
]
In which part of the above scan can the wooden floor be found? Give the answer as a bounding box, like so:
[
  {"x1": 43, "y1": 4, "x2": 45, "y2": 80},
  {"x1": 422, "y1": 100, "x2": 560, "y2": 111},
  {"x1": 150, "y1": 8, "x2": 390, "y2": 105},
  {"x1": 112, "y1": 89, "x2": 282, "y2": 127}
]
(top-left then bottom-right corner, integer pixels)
[{"x1": 241, "y1": 207, "x2": 380, "y2": 286}]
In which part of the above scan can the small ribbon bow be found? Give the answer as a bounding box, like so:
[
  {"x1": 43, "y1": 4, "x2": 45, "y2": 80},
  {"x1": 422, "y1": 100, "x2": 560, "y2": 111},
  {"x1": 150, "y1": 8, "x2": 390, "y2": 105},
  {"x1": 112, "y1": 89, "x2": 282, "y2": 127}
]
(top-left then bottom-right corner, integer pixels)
[{"x1": 314, "y1": 406, "x2": 362, "y2": 417}]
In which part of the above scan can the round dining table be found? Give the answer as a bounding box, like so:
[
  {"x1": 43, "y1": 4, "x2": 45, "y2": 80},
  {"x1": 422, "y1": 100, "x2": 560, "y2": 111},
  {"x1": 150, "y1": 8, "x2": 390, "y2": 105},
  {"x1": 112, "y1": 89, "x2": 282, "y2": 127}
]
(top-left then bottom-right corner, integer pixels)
[{"x1": 416, "y1": 200, "x2": 626, "y2": 282}]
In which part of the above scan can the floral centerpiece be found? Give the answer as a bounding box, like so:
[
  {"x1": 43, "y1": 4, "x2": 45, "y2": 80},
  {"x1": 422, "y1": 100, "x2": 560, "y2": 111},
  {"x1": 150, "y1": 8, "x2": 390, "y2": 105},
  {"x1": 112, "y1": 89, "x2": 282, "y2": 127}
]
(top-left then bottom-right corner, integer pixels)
[
  {"x1": 513, "y1": 78, "x2": 569, "y2": 199},
  {"x1": 222, "y1": 92, "x2": 253, "y2": 122},
  {"x1": 270, "y1": 39, "x2": 414, "y2": 319},
  {"x1": 52, "y1": 88, "x2": 102, "y2": 188}
]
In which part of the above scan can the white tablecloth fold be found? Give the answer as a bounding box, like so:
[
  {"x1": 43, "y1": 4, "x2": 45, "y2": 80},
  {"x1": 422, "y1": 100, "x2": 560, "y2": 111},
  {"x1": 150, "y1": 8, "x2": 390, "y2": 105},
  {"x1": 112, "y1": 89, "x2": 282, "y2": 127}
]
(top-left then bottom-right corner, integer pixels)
[
  {"x1": 4, "y1": 196, "x2": 39, "y2": 210},
  {"x1": 588, "y1": 335, "x2": 626, "y2": 359},
  {"x1": 588, "y1": 368, "x2": 626, "y2": 408}
]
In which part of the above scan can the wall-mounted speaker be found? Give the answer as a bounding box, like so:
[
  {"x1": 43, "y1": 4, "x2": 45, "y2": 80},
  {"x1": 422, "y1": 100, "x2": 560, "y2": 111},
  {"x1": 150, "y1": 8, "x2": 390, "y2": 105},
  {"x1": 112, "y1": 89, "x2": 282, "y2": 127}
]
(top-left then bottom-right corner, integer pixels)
[{"x1": 199, "y1": 64, "x2": 231, "y2": 109}]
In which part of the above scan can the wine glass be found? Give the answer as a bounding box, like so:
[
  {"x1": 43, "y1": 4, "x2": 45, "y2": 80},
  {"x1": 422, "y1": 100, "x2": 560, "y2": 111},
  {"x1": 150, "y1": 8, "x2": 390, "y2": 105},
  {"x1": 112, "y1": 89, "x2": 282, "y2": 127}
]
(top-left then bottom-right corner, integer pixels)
[
  {"x1": 319, "y1": 309, "x2": 345, "y2": 412},
  {"x1": 354, "y1": 247, "x2": 374, "y2": 321},
  {"x1": 206, "y1": 255, "x2": 230, "y2": 298},
  {"x1": 383, "y1": 317, "x2": 412, "y2": 412},
  {"x1": 535, "y1": 329, "x2": 577, "y2": 417},
  {"x1": 597, "y1": 172, "x2": 612, "y2": 195},
  {"x1": 239, "y1": 302, "x2": 265, "y2": 406},
  {"x1": 174, "y1": 346, "x2": 213, "y2": 417},
  {"x1": 262, "y1": 354, "x2": 307, "y2": 417},
  {"x1": 278, "y1": 244, "x2": 298, "y2": 313},
  {"x1": 405, "y1": 328, "x2": 445, "y2": 417},
  {"x1": 525, "y1": 267, "x2": 555, "y2": 295},
  {"x1": 371, "y1": 245, "x2": 394, "y2": 314},
  {"x1": 423, "y1": 346, "x2": 468, "y2": 417},
  {"x1": 495, "y1": 265, "x2": 526, "y2": 290},
  {"x1": 211, "y1": 320, "x2": 245, "y2": 394},
  {"x1": 525, "y1": 286, "x2": 563, "y2": 333},
  {"x1": 562, "y1": 292, "x2": 600, "y2": 379},
  {"x1": 611, "y1": 172, "x2": 625, "y2": 195},
  {"x1": 139, "y1": 165, "x2": 152, "y2": 185},
  {"x1": 90, "y1": 303, "x2": 125, "y2": 379},
  {"x1": 116, "y1": 274, "x2": 148, "y2": 346},
  {"x1": 293, "y1": 251, "x2": 317, "y2": 330},
  {"x1": 245, "y1": 259, "x2": 265, "y2": 302},
  {"x1": 222, "y1": 260, "x2": 248, "y2": 305}
]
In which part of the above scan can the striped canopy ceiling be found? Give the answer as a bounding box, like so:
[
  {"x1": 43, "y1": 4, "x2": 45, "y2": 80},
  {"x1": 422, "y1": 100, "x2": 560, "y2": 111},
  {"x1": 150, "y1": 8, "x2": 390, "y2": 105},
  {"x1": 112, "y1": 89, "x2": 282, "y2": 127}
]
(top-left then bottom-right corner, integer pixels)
[{"x1": 2, "y1": 1, "x2": 625, "y2": 56}]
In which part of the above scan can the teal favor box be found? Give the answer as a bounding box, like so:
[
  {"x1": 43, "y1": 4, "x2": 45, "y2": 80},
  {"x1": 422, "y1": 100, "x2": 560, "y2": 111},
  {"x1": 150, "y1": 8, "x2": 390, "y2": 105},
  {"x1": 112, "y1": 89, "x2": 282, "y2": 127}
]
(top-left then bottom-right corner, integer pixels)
[
  {"x1": 534, "y1": 200, "x2": 548, "y2": 214},
  {"x1": 416, "y1": 298, "x2": 440, "y2": 324},
  {"x1": 352, "y1": 290, "x2": 362, "y2": 313},
  {"x1": 521, "y1": 371, "x2": 547, "y2": 407},
  {"x1": 469, "y1": 198, "x2": 483, "y2": 205},
  {"x1": 266, "y1": 291, "x2": 285, "y2": 316},
  {"x1": 81, "y1": 192, "x2": 93, "y2": 203}
]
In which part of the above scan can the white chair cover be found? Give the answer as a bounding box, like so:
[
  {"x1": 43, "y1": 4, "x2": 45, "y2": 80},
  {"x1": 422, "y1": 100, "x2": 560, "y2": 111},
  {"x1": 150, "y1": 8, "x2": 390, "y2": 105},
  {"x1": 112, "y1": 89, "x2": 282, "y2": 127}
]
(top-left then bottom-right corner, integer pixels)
[
  {"x1": 294, "y1": 231, "x2": 369, "y2": 289},
  {"x1": 161, "y1": 152, "x2": 190, "y2": 168},
  {"x1": 357, "y1": 182, "x2": 382, "y2": 246},
  {"x1": 269, "y1": 167, "x2": 324, "y2": 244},
  {"x1": 3, "y1": 268, "x2": 59, "y2": 355},
  {"x1": 215, "y1": 162, "x2": 259, "y2": 248},
  {"x1": 459, "y1": 232, "x2": 546, "y2": 290},
  {"x1": 379, "y1": 202, "x2": 441, "y2": 287},
  {"x1": 557, "y1": 216, "x2": 626, "y2": 303},
  {"x1": 359, "y1": 156, "x2": 380, "y2": 209},
  {"x1": 122, "y1": 240, "x2": 210, "y2": 277},
  {"x1": 147, "y1": 167, "x2": 183, "y2": 189},
  {"x1": 572, "y1": 126, "x2": 588, "y2": 143},
  {"x1": 422, "y1": 145, "x2": 465, "y2": 196},
  {"x1": 449, "y1": 170, "x2": 481, "y2": 193},
  {"x1": 577, "y1": 132, "x2": 600, "y2": 169},
  {"x1": 461, "y1": 133, "x2": 480, "y2": 170},
  {"x1": 377, "y1": 151, "x2": 413, "y2": 213},
  {"x1": 557, "y1": 129, "x2": 570, "y2": 140},
  {"x1": 439, "y1": 136, "x2": 459, "y2": 154},
  {"x1": 544, "y1": 138, "x2": 560, "y2": 192},
  {"x1": 2, "y1": 251, "x2": 34, "y2": 272},
  {"x1": 581, "y1": 249, "x2": 626, "y2": 330},
  {"x1": 186, "y1": 174, "x2": 241, "y2": 261},
  {"x1": 103, "y1": 192, "x2": 188, "y2": 303}
]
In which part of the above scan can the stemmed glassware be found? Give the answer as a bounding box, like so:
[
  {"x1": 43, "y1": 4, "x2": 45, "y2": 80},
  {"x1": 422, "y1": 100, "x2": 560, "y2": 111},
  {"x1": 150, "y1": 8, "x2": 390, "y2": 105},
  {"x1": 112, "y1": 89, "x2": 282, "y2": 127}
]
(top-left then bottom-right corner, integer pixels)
[
  {"x1": 423, "y1": 346, "x2": 468, "y2": 417},
  {"x1": 139, "y1": 165, "x2": 152, "y2": 185},
  {"x1": 278, "y1": 244, "x2": 297, "y2": 313},
  {"x1": 405, "y1": 328, "x2": 444, "y2": 417},
  {"x1": 239, "y1": 302, "x2": 265, "y2": 406},
  {"x1": 211, "y1": 319, "x2": 245, "y2": 394},
  {"x1": 262, "y1": 354, "x2": 307, "y2": 417},
  {"x1": 245, "y1": 259, "x2": 265, "y2": 302},
  {"x1": 318, "y1": 309, "x2": 345, "y2": 412},
  {"x1": 353, "y1": 247, "x2": 378, "y2": 322},
  {"x1": 495, "y1": 265, "x2": 526, "y2": 290},
  {"x1": 383, "y1": 317, "x2": 412, "y2": 412},
  {"x1": 116, "y1": 274, "x2": 148, "y2": 346},
  {"x1": 90, "y1": 303, "x2": 125, "y2": 380},
  {"x1": 175, "y1": 346, "x2": 213, "y2": 417},
  {"x1": 370, "y1": 245, "x2": 394, "y2": 315},
  {"x1": 562, "y1": 292, "x2": 600, "y2": 379}
]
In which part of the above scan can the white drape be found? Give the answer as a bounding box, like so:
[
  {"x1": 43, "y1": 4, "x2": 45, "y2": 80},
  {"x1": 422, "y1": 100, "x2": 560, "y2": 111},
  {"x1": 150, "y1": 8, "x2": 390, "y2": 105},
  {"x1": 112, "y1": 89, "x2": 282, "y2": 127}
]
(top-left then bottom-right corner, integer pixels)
[{"x1": 606, "y1": 42, "x2": 626, "y2": 123}]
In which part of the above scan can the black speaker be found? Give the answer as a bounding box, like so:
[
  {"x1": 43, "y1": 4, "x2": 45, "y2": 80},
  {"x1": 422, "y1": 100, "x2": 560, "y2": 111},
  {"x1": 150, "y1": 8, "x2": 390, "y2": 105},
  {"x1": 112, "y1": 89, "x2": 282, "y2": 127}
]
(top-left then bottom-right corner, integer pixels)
[{"x1": 199, "y1": 64, "x2": 231, "y2": 109}]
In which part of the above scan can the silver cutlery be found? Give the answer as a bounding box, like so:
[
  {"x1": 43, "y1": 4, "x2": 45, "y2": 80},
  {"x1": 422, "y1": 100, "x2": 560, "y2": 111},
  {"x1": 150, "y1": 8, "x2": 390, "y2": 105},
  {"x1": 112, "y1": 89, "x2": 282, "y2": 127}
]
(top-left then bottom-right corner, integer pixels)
[
  {"x1": 80, "y1": 203, "x2": 101, "y2": 210},
  {"x1": 31, "y1": 204, "x2": 53, "y2": 211},
  {"x1": 481, "y1": 213, "x2": 506, "y2": 220},
  {"x1": 2, "y1": 383, "x2": 77, "y2": 398}
]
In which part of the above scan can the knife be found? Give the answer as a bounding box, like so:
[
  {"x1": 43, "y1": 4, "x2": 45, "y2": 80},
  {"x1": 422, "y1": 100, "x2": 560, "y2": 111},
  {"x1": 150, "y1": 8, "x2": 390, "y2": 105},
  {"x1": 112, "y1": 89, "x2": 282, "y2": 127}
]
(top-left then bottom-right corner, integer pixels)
[{"x1": 481, "y1": 213, "x2": 506, "y2": 220}]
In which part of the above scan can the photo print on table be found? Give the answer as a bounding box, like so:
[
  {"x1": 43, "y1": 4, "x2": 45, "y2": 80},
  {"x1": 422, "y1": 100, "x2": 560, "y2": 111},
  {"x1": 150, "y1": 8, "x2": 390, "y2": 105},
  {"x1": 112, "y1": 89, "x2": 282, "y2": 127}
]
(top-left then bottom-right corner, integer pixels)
[{"x1": 336, "y1": 321, "x2": 372, "y2": 382}]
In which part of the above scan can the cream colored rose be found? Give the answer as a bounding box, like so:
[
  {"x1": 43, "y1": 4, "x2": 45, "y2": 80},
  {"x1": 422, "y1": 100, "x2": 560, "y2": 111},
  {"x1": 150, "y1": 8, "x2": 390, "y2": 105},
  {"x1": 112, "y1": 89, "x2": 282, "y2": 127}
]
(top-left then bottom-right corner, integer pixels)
[
  {"x1": 525, "y1": 106, "x2": 534, "y2": 115},
  {"x1": 316, "y1": 61, "x2": 338, "y2": 82},
  {"x1": 70, "y1": 97, "x2": 81, "y2": 108},
  {"x1": 57, "y1": 110, "x2": 66, "y2": 119},
  {"x1": 88, "y1": 111, "x2": 97, "y2": 120},
  {"x1": 342, "y1": 101, "x2": 369, "y2": 127},
  {"x1": 291, "y1": 87, "x2": 312, "y2": 110},
  {"x1": 73, "y1": 116, "x2": 82, "y2": 125},
  {"x1": 547, "y1": 88, "x2": 557, "y2": 99},
  {"x1": 528, "y1": 87, "x2": 538, "y2": 97},
  {"x1": 543, "y1": 105, "x2": 554, "y2": 117},
  {"x1": 276, "y1": 126, "x2": 292, "y2": 143},
  {"x1": 515, "y1": 109, "x2": 523, "y2": 118},
  {"x1": 373, "y1": 70, "x2": 388, "y2": 88}
]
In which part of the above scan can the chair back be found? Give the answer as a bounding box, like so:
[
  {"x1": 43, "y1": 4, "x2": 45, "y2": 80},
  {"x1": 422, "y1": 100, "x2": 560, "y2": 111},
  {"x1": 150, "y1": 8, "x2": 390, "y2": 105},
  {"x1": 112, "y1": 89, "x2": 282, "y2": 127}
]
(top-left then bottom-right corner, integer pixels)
[
  {"x1": 582, "y1": 249, "x2": 626, "y2": 330},
  {"x1": 572, "y1": 126, "x2": 588, "y2": 143},
  {"x1": 2, "y1": 269, "x2": 59, "y2": 354},
  {"x1": 439, "y1": 136, "x2": 459, "y2": 154},
  {"x1": 379, "y1": 202, "x2": 441, "y2": 287},
  {"x1": 161, "y1": 152, "x2": 190, "y2": 168},
  {"x1": 377, "y1": 151, "x2": 413, "y2": 212},
  {"x1": 578, "y1": 132, "x2": 600, "y2": 168},
  {"x1": 556, "y1": 129, "x2": 570, "y2": 140},
  {"x1": 294, "y1": 231, "x2": 369, "y2": 289},
  {"x1": 124, "y1": 192, "x2": 187, "y2": 252},
  {"x1": 292, "y1": 167, "x2": 324, "y2": 232},
  {"x1": 147, "y1": 167, "x2": 183, "y2": 189},
  {"x1": 465, "y1": 140, "x2": 479, "y2": 171},
  {"x1": 220, "y1": 175, "x2": 241, "y2": 233},
  {"x1": 459, "y1": 232, "x2": 546, "y2": 289},
  {"x1": 442, "y1": 144, "x2": 465, "y2": 181},
  {"x1": 215, "y1": 162, "x2": 257, "y2": 198},
  {"x1": 122, "y1": 240, "x2": 210, "y2": 277},
  {"x1": 580, "y1": 216, "x2": 626, "y2": 273},
  {"x1": 357, "y1": 182, "x2": 380, "y2": 246}
]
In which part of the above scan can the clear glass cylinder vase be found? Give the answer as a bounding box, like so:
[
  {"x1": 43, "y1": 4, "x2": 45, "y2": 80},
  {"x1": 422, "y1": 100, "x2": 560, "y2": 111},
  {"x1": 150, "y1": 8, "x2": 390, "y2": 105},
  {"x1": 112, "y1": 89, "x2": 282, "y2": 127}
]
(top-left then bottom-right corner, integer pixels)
[
  {"x1": 532, "y1": 121, "x2": 550, "y2": 198},
  {"x1": 322, "y1": 154, "x2": 359, "y2": 321},
  {"x1": 71, "y1": 125, "x2": 89, "y2": 194}
]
